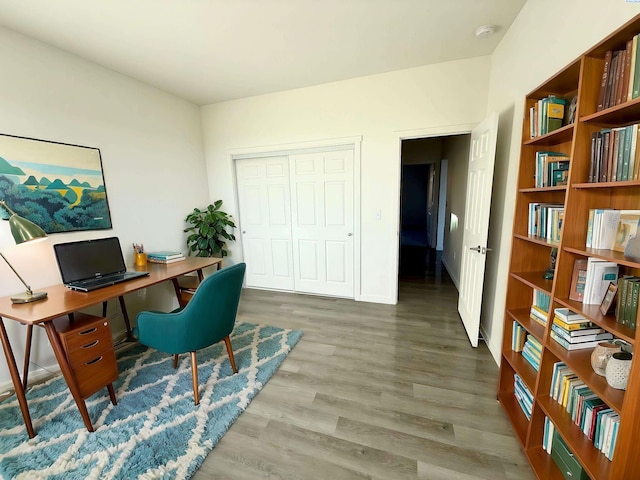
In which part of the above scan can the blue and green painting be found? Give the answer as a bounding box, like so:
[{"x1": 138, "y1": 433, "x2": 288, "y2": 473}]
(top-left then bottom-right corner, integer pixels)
[{"x1": 0, "y1": 136, "x2": 112, "y2": 233}]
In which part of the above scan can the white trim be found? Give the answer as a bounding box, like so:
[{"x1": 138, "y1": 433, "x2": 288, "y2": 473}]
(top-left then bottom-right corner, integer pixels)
[
  {"x1": 229, "y1": 136, "x2": 363, "y2": 158},
  {"x1": 394, "y1": 123, "x2": 477, "y2": 303},
  {"x1": 229, "y1": 136, "x2": 362, "y2": 301},
  {"x1": 441, "y1": 255, "x2": 459, "y2": 290}
]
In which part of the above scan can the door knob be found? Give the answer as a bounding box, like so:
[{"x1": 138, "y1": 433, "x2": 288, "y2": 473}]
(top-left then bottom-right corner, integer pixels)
[
  {"x1": 469, "y1": 246, "x2": 482, "y2": 252},
  {"x1": 242, "y1": 231, "x2": 246, "y2": 234},
  {"x1": 482, "y1": 247, "x2": 492, "y2": 254},
  {"x1": 348, "y1": 233, "x2": 353, "y2": 237}
]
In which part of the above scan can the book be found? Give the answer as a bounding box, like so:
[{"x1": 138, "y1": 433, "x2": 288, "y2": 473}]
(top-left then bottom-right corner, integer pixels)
[
  {"x1": 147, "y1": 256, "x2": 186, "y2": 264},
  {"x1": 583, "y1": 258, "x2": 618, "y2": 305},
  {"x1": 551, "y1": 324, "x2": 613, "y2": 343},
  {"x1": 546, "y1": 96, "x2": 566, "y2": 133},
  {"x1": 629, "y1": 35, "x2": 638, "y2": 101},
  {"x1": 147, "y1": 251, "x2": 184, "y2": 260},
  {"x1": 598, "y1": 50, "x2": 613, "y2": 111},
  {"x1": 553, "y1": 316, "x2": 595, "y2": 331},
  {"x1": 570, "y1": 259, "x2": 588, "y2": 302},
  {"x1": 550, "y1": 331, "x2": 606, "y2": 350},
  {"x1": 554, "y1": 308, "x2": 586, "y2": 323}
]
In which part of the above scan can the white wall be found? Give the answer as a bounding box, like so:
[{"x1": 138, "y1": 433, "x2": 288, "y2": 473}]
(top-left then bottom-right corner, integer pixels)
[
  {"x1": 441, "y1": 134, "x2": 470, "y2": 288},
  {"x1": 482, "y1": 1, "x2": 640, "y2": 363},
  {"x1": 201, "y1": 57, "x2": 491, "y2": 304},
  {"x1": 0, "y1": 28, "x2": 209, "y2": 390}
]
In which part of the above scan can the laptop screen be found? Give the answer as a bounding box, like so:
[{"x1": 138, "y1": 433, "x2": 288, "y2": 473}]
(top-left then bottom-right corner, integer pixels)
[{"x1": 54, "y1": 237, "x2": 127, "y2": 284}]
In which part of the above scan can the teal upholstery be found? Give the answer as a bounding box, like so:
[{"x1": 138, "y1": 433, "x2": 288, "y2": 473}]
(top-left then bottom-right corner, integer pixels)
[{"x1": 133, "y1": 262, "x2": 246, "y2": 404}]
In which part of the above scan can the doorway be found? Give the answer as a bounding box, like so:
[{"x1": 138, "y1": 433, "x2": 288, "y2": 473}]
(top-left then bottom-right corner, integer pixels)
[{"x1": 398, "y1": 134, "x2": 470, "y2": 287}]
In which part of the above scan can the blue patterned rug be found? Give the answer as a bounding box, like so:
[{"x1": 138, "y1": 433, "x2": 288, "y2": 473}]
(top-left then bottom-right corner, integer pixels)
[{"x1": 0, "y1": 322, "x2": 302, "y2": 479}]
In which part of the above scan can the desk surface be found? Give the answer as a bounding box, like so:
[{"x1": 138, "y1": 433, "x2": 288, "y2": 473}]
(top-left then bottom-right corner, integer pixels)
[{"x1": 0, "y1": 257, "x2": 222, "y2": 324}]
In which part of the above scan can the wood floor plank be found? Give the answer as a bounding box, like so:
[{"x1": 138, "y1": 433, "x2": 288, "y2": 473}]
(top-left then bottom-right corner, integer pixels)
[{"x1": 197, "y1": 260, "x2": 534, "y2": 479}]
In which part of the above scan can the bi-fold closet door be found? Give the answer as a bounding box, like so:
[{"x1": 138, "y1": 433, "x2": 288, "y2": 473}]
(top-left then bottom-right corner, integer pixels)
[{"x1": 235, "y1": 149, "x2": 354, "y2": 298}]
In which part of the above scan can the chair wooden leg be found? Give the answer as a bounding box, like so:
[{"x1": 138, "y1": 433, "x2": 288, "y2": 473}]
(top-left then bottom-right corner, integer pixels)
[
  {"x1": 223, "y1": 336, "x2": 238, "y2": 374},
  {"x1": 173, "y1": 354, "x2": 179, "y2": 369},
  {"x1": 190, "y1": 351, "x2": 199, "y2": 405}
]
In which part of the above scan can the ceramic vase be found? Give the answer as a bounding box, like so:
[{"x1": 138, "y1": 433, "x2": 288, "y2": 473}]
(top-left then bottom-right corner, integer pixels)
[
  {"x1": 591, "y1": 341, "x2": 622, "y2": 376},
  {"x1": 605, "y1": 352, "x2": 633, "y2": 390}
]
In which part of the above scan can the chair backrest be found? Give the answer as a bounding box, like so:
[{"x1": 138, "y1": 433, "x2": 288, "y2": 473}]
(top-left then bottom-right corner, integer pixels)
[{"x1": 180, "y1": 262, "x2": 246, "y2": 351}]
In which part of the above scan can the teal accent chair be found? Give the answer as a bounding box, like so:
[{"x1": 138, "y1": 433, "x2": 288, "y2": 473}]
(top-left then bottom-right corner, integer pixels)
[{"x1": 134, "y1": 262, "x2": 246, "y2": 405}]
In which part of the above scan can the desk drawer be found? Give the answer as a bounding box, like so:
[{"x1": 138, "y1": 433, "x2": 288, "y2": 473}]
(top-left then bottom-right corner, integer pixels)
[
  {"x1": 72, "y1": 348, "x2": 118, "y2": 398},
  {"x1": 63, "y1": 320, "x2": 112, "y2": 353}
]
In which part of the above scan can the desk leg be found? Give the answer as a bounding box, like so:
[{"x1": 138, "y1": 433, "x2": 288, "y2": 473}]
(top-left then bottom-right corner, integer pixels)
[
  {"x1": 118, "y1": 296, "x2": 135, "y2": 342},
  {"x1": 171, "y1": 278, "x2": 183, "y2": 307},
  {"x1": 22, "y1": 324, "x2": 33, "y2": 390},
  {"x1": 0, "y1": 318, "x2": 35, "y2": 438},
  {"x1": 43, "y1": 322, "x2": 94, "y2": 433}
]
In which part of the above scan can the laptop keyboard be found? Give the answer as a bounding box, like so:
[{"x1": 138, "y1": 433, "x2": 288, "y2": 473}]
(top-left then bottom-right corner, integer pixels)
[{"x1": 79, "y1": 274, "x2": 128, "y2": 287}]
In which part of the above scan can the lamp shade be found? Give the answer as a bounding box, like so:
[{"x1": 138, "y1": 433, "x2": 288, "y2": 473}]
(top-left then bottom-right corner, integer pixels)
[
  {"x1": 9, "y1": 214, "x2": 47, "y2": 244},
  {"x1": 0, "y1": 200, "x2": 47, "y2": 244}
]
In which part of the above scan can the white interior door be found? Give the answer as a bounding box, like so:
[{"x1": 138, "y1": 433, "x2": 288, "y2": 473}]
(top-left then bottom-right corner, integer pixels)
[
  {"x1": 235, "y1": 156, "x2": 295, "y2": 291},
  {"x1": 458, "y1": 112, "x2": 499, "y2": 347},
  {"x1": 289, "y1": 150, "x2": 354, "y2": 297}
]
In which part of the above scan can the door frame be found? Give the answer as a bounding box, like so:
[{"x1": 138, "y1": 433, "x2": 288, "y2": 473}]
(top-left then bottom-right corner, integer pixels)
[
  {"x1": 394, "y1": 124, "x2": 478, "y2": 303},
  {"x1": 229, "y1": 136, "x2": 362, "y2": 300}
]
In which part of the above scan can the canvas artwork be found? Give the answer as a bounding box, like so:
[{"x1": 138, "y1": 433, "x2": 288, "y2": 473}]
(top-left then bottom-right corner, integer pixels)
[{"x1": 0, "y1": 134, "x2": 112, "y2": 233}]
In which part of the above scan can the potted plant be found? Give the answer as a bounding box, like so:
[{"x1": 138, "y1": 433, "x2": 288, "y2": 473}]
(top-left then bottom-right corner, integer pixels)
[{"x1": 184, "y1": 200, "x2": 236, "y2": 257}]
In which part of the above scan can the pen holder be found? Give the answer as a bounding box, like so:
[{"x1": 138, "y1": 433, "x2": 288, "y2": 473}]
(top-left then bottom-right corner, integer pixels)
[{"x1": 134, "y1": 253, "x2": 147, "y2": 267}]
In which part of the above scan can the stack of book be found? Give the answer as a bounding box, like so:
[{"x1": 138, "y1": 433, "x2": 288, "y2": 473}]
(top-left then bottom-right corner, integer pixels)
[
  {"x1": 616, "y1": 276, "x2": 640, "y2": 330},
  {"x1": 527, "y1": 203, "x2": 564, "y2": 242},
  {"x1": 580, "y1": 257, "x2": 618, "y2": 306},
  {"x1": 597, "y1": 36, "x2": 640, "y2": 113},
  {"x1": 147, "y1": 251, "x2": 186, "y2": 264},
  {"x1": 542, "y1": 417, "x2": 555, "y2": 454},
  {"x1": 550, "y1": 362, "x2": 619, "y2": 461},
  {"x1": 550, "y1": 308, "x2": 613, "y2": 350},
  {"x1": 534, "y1": 151, "x2": 570, "y2": 187},
  {"x1": 521, "y1": 334, "x2": 542, "y2": 371},
  {"x1": 514, "y1": 374, "x2": 533, "y2": 420},
  {"x1": 589, "y1": 125, "x2": 640, "y2": 183},
  {"x1": 529, "y1": 95, "x2": 567, "y2": 138},
  {"x1": 529, "y1": 289, "x2": 551, "y2": 327}
]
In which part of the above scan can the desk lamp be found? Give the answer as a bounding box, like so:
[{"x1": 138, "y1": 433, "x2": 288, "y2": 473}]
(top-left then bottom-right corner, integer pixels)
[{"x1": 0, "y1": 200, "x2": 48, "y2": 303}]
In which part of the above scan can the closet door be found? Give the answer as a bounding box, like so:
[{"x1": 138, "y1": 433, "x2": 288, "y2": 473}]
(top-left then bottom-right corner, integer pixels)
[
  {"x1": 289, "y1": 150, "x2": 354, "y2": 297},
  {"x1": 235, "y1": 156, "x2": 295, "y2": 291}
]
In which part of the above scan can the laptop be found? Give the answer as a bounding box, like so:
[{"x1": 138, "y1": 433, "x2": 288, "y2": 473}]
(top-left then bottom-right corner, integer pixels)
[{"x1": 54, "y1": 237, "x2": 149, "y2": 292}]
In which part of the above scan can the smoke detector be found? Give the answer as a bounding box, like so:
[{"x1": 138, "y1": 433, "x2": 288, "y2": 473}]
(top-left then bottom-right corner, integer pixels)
[{"x1": 475, "y1": 25, "x2": 496, "y2": 38}]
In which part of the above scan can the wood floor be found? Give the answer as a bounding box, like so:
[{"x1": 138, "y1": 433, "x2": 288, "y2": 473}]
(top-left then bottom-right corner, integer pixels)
[{"x1": 194, "y1": 253, "x2": 534, "y2": 480}]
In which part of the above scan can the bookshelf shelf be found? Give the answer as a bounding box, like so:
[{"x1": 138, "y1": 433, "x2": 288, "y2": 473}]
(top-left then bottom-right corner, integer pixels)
[
  {"x1": 524, "y1": 124, "x2": 574, "y2": 147},
  {"x1": 519, "y1": 186, "x2": 567, "y2": 194},
  {"x1": 499, "y1": 14, "x2": 640, "y2": 480},
  {"x1": 538, "y1": 396, "x2": 612, "y2": 480}
]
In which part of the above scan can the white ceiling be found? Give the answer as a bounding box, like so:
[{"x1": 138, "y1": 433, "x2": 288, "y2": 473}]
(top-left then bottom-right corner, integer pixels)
[{"x1": 0, "y1": 0, "x2": 527, "y2": 106}]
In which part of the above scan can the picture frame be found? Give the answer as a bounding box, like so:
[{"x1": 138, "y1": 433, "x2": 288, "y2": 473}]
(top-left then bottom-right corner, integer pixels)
[
  {"x1": 569, "y1": 258, "x2": 588, "y2": 302},
  {"x1": 614, "y1": 211, "x2": 640, "y2": 252},
  {"x1": 600, "y1": 282, "x2": 618, "y2": 316},
  {"x1": 0, "y1": 133, "x2": 112, "y2": 233}
]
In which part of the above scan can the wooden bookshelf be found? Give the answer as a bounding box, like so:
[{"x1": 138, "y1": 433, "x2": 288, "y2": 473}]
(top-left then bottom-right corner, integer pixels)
[{"x1": 499, "y1": 14, "x2": 640, "y2": 479}]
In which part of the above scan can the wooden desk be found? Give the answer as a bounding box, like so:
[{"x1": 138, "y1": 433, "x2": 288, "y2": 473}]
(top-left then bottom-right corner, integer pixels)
[{"x1": 0, "y1": 257, "x2": 222, "y2": 438}]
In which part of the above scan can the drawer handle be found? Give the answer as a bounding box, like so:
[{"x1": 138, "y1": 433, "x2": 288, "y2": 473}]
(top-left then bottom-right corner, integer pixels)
[
  {"x1": 79, "y1": 327, "x2": 98, "y2": 335},
  {"x1": 82, "y1": 340, "x2": 100, "y2": 349},
  {"x1": 86, "y1": 356, "x2": 103, "y2": 366}
]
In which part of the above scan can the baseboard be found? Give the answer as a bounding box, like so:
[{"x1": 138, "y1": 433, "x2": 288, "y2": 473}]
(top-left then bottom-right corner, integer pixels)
[
  {"x1": 480, "y1": 323, "x2": 501, "y2": 367},
  {"x1": 441, "y1": 257, "x2": 460, "y2": 290}
]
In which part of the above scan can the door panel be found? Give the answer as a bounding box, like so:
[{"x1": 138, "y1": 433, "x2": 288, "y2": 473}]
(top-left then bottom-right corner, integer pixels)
[
  {"x1": 457, "y1": 113, "x2": 499, "y2": 347},
  {"x1": 290, "y1": 150, "x2": 354, "y2": 297},
  {"x1": 236, "y1": 157, "x2": 295, "y2": 291}
]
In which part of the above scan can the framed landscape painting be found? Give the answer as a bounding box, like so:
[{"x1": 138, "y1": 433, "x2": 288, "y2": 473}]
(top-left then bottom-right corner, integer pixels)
[{"x1": 0, "y1": 134, "x2": 112, "y2": 233}]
